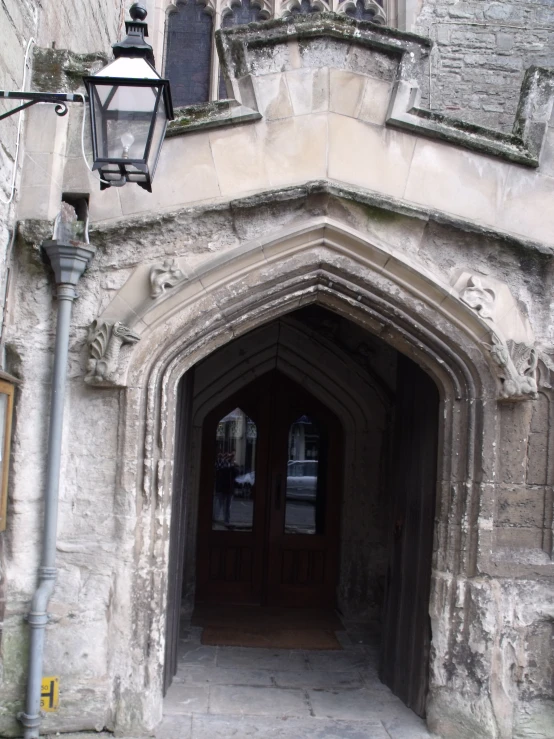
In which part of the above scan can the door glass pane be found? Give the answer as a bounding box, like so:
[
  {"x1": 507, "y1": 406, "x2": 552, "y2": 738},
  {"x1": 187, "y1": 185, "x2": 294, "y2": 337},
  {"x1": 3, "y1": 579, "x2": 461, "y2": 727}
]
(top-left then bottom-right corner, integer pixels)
[
  {"x1": 285, "y1": 415, "x2": 324, "y2": 535},
  {"x1": 212, "y1": 408, "x2": 256, "y2": 531}
]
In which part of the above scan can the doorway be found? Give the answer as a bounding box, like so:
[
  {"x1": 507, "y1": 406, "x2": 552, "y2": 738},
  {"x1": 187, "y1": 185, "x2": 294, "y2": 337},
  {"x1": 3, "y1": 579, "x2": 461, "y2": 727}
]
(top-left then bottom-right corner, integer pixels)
[
  {"x1": 164, "y1": 307, "x2": 439, "y2": 722},
  {"x1": 195, "y1": 372, "x2": 342, "y2": 609}
]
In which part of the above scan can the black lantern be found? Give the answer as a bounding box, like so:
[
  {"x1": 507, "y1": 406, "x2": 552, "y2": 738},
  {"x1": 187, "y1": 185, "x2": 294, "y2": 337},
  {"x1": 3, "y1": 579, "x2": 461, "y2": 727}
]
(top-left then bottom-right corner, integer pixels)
[{"x1": 84, "y1": 3, "x2": 173, "y2": 192}]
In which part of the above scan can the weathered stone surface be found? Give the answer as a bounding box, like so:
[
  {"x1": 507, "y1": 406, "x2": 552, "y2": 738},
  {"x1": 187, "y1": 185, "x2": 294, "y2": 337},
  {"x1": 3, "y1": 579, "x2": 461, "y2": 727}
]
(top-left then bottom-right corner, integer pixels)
[{"x1": 1, "y1": 8, "x2": 554, "y2": 739}]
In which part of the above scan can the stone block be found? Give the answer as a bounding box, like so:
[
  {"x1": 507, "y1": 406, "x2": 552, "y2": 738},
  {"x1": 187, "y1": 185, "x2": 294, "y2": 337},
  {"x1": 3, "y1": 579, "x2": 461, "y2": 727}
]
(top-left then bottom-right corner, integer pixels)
[
  {"x1": 247, "y1": 40, "x2": 302, "y2": 76},
  {"x1": 358, "y1": 78, "x2": 392, "y2": 126},
  {"x1": 498, "y1": 402, "x2": 533, "y2": 485},
  {"x1": 499, "y1": 168, "x2": 554, "y2": 246},
  {"x1": 256, "y1": 113, "x2": 327, "y2": 188},
  {"x1": 495, "y1": 526, "x2": 543, "y2": 549},
  {"x1": 118, "y1": 132, "x2": 220, "y2": 216},
  {"x1": 253, "y1": 73, "x2": 294, "y2": 120},
  {"x1": 285, "y1": 68, "x2": 329, "y2": 116},
  {"x1": 526, "y1": 433, "x2": 549, "y2": 485},
  {"x1": 329, "y1": 70, "x2": 366, "y2": 118},
  {"x1": 209, "y1": 125, "x2": 269, "y2": 197},
  {"x1": 496, "y1": 485, "x2": 545, "y2": 528},
  {"x1": 87, "y1": 187, "x2": 123, "y2": 222},
  {"x1": 404, "y1": 139, "x2": 509, "y2": 225},
  {"x1": 328, "y1": 113, "x2": 415, "y2": 198}
]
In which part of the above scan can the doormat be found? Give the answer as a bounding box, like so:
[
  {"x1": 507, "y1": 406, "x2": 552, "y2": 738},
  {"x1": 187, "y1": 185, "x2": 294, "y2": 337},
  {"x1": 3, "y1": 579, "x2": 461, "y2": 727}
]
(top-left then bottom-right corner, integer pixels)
[{"x1": 201, "y1": 626, "x2": 342, "y2": 650}]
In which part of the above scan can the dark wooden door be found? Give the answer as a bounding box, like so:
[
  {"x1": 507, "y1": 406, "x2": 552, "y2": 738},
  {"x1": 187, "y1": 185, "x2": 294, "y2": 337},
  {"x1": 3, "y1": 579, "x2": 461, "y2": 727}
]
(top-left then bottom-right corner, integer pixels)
[
  {"x1": 265, "y1": 375, "x2": 342, "y2": 608},
  {"x1": 380, "y1": 355, "x2": 439, "y2": 717},
  {"x1": 195, "y1": 372, "x2": 342, "y2": 608}
]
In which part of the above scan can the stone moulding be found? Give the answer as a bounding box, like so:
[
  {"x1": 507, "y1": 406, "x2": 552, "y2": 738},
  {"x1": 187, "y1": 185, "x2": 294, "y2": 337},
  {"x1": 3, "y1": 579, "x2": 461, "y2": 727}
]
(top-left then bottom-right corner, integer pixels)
[
  {"x1": 166, "y1": 13, "x2": 554, "y2": 167},
  {"x1": 386, "y1": 67, "x2": 554, "y2": 167},
  {"x1": 84, "y1": 218, "x2": 544, "y2": 401}
]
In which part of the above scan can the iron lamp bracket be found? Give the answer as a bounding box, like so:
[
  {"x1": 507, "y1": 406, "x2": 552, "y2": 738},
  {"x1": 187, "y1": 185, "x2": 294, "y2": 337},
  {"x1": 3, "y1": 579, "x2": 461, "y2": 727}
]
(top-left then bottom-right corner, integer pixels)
[{"x1": 0, "y1": 91, "x2": 88, "y2": 121}]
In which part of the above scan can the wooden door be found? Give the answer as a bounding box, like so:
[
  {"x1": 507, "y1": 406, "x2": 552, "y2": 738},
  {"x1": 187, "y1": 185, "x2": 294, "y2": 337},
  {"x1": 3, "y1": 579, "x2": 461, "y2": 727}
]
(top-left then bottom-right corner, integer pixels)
[
  {"x1": 380, "y1": 355, "x2": 439, "y2": 717},
  {"x1": 196, "y1": 377, "x2": 271, "y2": 604},
  {"x1": 265, "y1": 375, "x2": 342, "y2": 608},
  {"x1": 195, "y1": 372, "x2": 342, "y2": 608}
]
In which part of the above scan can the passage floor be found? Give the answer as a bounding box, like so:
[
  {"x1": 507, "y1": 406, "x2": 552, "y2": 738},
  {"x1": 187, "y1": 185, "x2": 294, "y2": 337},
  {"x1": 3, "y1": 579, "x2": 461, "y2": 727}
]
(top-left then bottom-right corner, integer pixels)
[{"x1": 157, "y1": 621, "x2": 436, "y2": 738}]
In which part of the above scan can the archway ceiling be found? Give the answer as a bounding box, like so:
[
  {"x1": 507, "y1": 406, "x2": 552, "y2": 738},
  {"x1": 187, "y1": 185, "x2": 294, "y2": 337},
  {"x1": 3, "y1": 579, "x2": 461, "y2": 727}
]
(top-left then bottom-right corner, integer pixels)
[
  {"x1": 84, "y1": 218, "x2": 541, "y2": 402},
  {"x1": 191, "y1": 312, "x2": 393, "y2": 428}
]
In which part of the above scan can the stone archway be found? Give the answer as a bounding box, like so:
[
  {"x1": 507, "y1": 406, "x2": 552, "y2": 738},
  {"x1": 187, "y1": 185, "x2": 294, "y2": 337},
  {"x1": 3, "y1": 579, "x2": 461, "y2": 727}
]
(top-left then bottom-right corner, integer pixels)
[{"x1": 91, "y1": 217, "x2": 539, "y2": 737}]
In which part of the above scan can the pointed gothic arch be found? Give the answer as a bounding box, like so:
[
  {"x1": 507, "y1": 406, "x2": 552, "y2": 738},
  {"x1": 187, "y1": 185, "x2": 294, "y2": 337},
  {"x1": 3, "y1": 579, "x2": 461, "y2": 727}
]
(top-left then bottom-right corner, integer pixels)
[{"x1": 98, "y1": 216, "x2": 534, "y2": 733}]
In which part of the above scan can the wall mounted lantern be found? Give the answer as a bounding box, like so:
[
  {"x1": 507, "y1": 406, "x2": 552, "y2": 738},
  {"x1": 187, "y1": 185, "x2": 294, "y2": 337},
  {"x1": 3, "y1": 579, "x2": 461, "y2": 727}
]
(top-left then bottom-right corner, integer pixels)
[
  {"x1": 0, "y1": 3, "x2": 173, "y2": 192},
  {"x1": 83, "y1": 3, "x2": 173, "y2": 191}
]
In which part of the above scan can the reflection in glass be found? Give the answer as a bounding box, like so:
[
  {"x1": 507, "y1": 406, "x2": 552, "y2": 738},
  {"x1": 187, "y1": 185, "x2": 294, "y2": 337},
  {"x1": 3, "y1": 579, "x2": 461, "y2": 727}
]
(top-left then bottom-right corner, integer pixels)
[
  {"x1": 212, "y1": 408, "x2": 257, "y2": 531},
  {"x1": 285, "y1": 416, "x2": 324, "y2": 535}
]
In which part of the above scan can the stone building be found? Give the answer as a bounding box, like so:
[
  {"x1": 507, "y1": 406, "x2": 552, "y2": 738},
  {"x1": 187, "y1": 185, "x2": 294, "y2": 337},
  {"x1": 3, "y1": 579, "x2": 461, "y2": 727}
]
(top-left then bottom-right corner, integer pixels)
[{"x1": 0, "y1": 1, "x2": 553, "y2": 738}]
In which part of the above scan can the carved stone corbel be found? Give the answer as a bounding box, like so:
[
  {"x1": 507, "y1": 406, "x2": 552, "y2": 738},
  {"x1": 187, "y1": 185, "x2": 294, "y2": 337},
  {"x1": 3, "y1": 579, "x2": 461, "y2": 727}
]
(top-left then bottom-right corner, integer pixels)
[
  {"x1": 459, "y1": 275, "x2": 496, "y2": 319},
  {"x1": 150, "y1": 259, "x2": 185, "y2": 298},
  {"x1": 85, "y1": 320, "x2": 140, "y2": 386},
  {"x1": 488, "y1": 334, "x2": 538, "y2": 400},
  {"x1": 453, "y1": 271, "x2": 540, "y2": 401}
]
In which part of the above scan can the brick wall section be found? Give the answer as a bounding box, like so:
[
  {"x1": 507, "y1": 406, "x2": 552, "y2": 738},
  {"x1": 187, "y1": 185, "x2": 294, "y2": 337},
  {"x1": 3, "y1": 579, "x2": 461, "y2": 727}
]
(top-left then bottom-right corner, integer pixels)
[{"x1": 415, "y1": 0, "x2": 554, "y2": 132}]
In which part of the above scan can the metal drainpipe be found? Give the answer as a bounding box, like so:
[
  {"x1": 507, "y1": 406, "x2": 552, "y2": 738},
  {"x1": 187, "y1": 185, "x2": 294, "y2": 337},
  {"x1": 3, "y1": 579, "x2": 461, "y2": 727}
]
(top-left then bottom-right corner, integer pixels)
[{"x1": 18, "y1": 240, "x2": 95, "y2": 739}]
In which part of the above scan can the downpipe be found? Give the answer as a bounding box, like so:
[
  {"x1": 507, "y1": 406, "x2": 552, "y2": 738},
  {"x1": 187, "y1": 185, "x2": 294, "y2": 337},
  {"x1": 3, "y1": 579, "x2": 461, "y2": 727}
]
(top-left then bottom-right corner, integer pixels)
[{"x1": 18, "y1": 242, "x2": 95, "y2": 739}]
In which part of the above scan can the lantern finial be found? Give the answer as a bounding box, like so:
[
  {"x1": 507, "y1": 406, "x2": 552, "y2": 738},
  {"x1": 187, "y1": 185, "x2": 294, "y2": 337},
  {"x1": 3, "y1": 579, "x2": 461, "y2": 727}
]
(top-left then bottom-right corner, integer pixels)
[
  {"x1": 129, "y1": 3, "x2": 148, "y2": 21},
  {"x1": 112, "y1": 2, "x2": 154, "y2": 64}
]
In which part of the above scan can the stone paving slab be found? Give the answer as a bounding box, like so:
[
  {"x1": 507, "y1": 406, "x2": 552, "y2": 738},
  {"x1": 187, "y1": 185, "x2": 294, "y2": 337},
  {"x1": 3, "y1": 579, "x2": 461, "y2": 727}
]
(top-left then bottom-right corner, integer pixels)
[
  {"x1": 189, "y1": 714, "x2": 390, "y2": 738},
  {"x1": 175, "y1": 663, "x2": 274, "y2": 687},
  {"x1": 306, "y1": 649, "x2": 373, "y2": 672},
  {"x1": 215, "y1": 646, "x2": 309, "y2": 671},
  {"x1": 308, "y1": 687, "x2": 411, "y2": 721},
  {"x1": 164, "y1": 684, "x2": 210, "y2": 714},
  {"x1": 272, "y1": 668, "x2": 364, "y2": 689},
  {"x1": 209, "y1": 684, "x2": 312, "y2": 718},
  {"x1": 177, "y1": 642, "x2": 218, "y2": 666},
  {"x1": 383, "y1": 716, "x2": 437, "y2": 739},
  {"x1": 154, "y1": 715, "x2": 193, "y2": 739}
]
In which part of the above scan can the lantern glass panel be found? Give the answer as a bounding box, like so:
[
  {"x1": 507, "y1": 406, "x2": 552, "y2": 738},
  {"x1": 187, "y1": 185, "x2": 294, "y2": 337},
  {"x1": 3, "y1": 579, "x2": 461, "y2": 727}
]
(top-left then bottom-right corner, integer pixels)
[
  {"x1": 91, "y1": 82, "x2": 159, "y2": 162},
  {"x1": 146, "y1": 91, "x2": 168, "y2": 177}
]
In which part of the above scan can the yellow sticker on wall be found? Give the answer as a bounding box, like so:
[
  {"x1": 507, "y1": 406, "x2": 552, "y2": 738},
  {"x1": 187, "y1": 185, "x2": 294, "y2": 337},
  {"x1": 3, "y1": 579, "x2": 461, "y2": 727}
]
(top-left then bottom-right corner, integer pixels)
[{"x1": 40, "y1": 677, "x2": 59, "y2": 712}]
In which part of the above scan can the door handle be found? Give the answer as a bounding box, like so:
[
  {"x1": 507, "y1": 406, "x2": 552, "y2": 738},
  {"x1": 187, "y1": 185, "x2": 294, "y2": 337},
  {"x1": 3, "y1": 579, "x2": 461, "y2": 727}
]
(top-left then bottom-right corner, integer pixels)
[{"x1": 274, "y1": 473, "x2": 282, "y2": 510}]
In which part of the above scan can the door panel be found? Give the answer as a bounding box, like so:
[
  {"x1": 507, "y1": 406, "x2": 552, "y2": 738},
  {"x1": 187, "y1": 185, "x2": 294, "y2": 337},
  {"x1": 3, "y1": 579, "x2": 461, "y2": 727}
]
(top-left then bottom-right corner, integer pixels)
[
  {"x1": 196, "y1": 380, "x2": 271, "y2": 603},
  {"x1": 196, "y1": 372, "x2": 342, "y2": 608},
  {"x1": 380, "y1": 355, "x2": 439, "y2": 717},
  {"x1": 266, "y1": 376, "x2": 342, "y2": 608}
]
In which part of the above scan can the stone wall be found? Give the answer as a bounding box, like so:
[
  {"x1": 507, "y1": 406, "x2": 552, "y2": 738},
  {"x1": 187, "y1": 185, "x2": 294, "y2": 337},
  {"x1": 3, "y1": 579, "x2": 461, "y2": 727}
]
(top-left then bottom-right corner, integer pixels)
[
  {"x1": 0, "y1": 12, "x2": 553, "y2": 739},
  {"x1": 0, "y1": 0, "x2": 123, "y2": 712},
  {"x1": 415, "y1": 0, "x2": 554, "y2": 132}
]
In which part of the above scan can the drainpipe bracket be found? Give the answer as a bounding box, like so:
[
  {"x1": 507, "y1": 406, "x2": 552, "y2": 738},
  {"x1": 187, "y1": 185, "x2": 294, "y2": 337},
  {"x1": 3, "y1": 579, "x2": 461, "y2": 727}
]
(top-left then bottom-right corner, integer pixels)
[{"x1": 17, "y1": 711, "x2": 43, "y2": 727}]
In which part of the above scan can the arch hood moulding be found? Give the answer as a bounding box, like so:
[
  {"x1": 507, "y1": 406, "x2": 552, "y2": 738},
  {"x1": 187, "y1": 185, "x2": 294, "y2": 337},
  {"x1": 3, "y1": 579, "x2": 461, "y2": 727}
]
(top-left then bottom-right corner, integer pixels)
[
  {"x1": 83, "y1": 218, "x2": 550, "y2": 402},
  {"x1": 85, "y1": 13, "x2": 554, "y2": 249}
]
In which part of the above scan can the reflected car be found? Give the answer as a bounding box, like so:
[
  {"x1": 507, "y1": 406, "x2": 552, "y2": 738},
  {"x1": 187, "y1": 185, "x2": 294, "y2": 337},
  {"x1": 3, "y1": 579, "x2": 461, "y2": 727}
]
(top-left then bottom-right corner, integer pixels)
[{"x1": 286, "y1": 460, "x2": 317, "y2": 501}]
